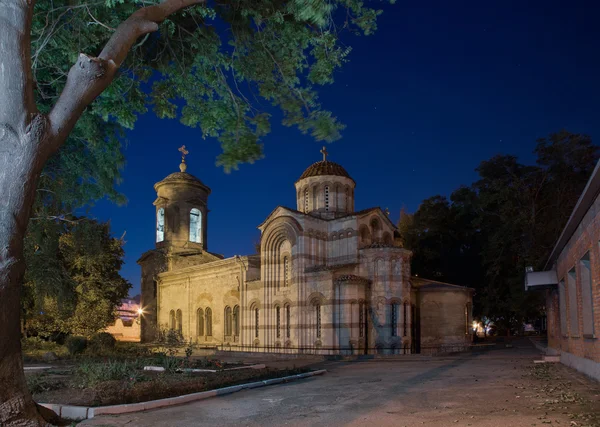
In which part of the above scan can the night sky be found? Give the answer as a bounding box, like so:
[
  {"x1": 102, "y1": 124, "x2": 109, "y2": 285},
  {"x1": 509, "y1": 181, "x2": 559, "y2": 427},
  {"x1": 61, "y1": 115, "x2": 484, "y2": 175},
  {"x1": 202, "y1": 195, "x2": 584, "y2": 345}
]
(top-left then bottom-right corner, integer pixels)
[{"x1": 89, "y1": 1, "x2": 600, "y2": 295}]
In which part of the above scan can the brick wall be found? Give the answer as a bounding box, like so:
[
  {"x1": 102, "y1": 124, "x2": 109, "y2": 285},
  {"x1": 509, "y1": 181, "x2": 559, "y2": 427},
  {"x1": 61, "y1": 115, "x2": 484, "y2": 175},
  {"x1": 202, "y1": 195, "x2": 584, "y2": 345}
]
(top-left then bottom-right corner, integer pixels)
[{"x1": 553, "y1": 193, "x2": 600, "y2": 363}]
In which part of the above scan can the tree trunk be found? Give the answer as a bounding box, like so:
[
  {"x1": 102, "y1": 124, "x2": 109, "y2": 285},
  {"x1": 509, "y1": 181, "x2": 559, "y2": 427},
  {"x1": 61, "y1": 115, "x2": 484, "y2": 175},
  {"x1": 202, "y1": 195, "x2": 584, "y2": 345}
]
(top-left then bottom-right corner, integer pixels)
[
  {"x1": 0, "y1": 130, "x2": 51, "y2": 425},
  {"x1": 0, "y1": 0, "x2": 204, "y2": 424}
]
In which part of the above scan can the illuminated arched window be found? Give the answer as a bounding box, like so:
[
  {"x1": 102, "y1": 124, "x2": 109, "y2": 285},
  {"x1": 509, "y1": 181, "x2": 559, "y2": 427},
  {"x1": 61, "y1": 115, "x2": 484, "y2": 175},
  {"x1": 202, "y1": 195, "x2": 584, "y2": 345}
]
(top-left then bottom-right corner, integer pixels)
[
  {"x1": 284, "y1": 257, "x2": 290, "y2": 287},
  {"x1": 189, "y1": 208, "x2": 202, "y2": 243},
  {"x1": 205, "y1": 308, "x2": 212, "y2": 336},
  {"x1": 156, "y1": 208, "x2": 165, "y2": 242}
]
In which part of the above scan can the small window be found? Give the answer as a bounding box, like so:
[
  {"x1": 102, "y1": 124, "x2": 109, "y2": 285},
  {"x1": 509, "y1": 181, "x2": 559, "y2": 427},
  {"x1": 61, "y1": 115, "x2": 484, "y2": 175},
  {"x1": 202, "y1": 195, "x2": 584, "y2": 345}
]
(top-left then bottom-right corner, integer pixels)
[
  {"x1": 189, "y1": 208, "x2": 202, "y2": 243},
  {"x1": 255, "y1": 308, "x2": 260, "y2": 338},
  {"x1": 304, "y1": 190, "x2": 309, "y2": 213},
  {"x1": 325, "y1": 186, "x2": 330, "y2": 211},
  {"x1": 156, "y1": 208, "x2": 165, "y2": 242},
  {"x1": 276, "y1": 306, "x2": 281, "y2": 338},
  {"x1": 359, "y1": 302, "x2": 365, "y2": 338},
  {"x1": 169, "y1": 310, "x2": 175, "y2": 330},
  {"x1": 176, "y1": 309, "x2": 182, "y2": 334},
  {"x1": 197, "y1": 308, "x2": 204, "y2": 337},
  {"x1": 225, "y1": 306, "x2": 232, "y2": 336},
  {"x1": 286, "y1": 305, "x2": 291, "y2": 338},
  {"x1": 316, "y1": 304, "x2": 322, "y2": 338},
  {"x1": 206, "y1": 307, "x2": 213, "y2": 336},
  {"x1": 233, "y1": 306, "x2": 240, "y2": 336},
  {"x1": 391, "y1": 304, "x2": 398, "y2": 337},
  {"x1": 284, "y1": 257, "x2": 290, "y2": 287}
]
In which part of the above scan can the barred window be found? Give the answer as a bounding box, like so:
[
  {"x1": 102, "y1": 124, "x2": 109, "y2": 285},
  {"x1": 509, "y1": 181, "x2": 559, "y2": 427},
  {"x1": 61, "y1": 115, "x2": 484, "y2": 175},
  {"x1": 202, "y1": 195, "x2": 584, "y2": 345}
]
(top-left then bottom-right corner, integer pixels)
[
  {"x1": 325, "y1": 186, "x2": 330, "y2": 211},
  {"x1": 284, "y1": 257, "x2": 290, "y2": 287}
]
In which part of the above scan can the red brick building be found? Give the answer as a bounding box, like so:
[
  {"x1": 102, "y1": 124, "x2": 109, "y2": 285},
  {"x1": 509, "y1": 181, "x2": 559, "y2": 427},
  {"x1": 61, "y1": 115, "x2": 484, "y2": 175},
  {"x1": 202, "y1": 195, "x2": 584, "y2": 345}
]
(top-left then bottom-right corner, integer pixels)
[{"x1": 526, "y1": 162, "x2": 600, "y2": 381}]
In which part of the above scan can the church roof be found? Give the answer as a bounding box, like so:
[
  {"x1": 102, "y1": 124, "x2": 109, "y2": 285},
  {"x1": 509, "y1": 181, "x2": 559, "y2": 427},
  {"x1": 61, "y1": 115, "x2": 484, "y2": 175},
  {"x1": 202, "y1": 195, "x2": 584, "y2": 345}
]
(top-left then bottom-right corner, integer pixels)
[
  {"x1": 411, "y1": 276, "x2": 474, "y2": 293},
  {"x1": 296, "y1": 160, "x2": 354, "y2": 184}
]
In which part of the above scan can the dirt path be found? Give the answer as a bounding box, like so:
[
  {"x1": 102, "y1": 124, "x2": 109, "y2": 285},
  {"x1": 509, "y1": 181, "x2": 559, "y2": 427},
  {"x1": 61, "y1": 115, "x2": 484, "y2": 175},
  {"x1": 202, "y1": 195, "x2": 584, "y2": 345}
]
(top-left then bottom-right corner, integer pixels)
[{"x1": 81, "y1": 345, "x2": 600, "y2": 426}]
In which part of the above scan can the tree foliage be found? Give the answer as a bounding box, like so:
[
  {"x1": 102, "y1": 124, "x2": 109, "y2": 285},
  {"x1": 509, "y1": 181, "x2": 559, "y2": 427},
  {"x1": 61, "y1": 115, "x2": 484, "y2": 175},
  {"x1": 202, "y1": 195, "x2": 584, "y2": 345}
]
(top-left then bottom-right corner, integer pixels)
[
  {"x1": 399, "y1": 131, "x2": 599, "y2": 334},
  {"x1": 32, "y1": 0, "x2": 393, "y2": 176},
  {"x1": 23, "y1": 219, "x2": 130, "y2": 338}
]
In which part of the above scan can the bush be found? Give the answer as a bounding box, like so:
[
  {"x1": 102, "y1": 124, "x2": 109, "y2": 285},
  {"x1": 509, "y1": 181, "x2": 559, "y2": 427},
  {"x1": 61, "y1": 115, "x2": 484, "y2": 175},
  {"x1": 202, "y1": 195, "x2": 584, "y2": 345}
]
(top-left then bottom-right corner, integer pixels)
[
  {"x1": 65, "y1": 336, "x2": 88, "y2": 355},
  {"x1": 74, "y1": 359, "x2": 144, "y2": 387},
  {"x1": 89, "y1": 332, "x2": 117, "y2": 352}
]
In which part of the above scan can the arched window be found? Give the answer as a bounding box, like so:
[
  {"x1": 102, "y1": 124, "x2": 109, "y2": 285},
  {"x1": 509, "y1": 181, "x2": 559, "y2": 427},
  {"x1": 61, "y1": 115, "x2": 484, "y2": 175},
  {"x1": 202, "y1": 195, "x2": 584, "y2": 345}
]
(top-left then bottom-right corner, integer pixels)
[
  {"x1": 315, "y1": 303, "x2": 322, "y2": 338},
  {"x1": 197, "y1": 308, "x2": 204, "y2": 337},
  {"x1": 254, "y1": 308, "x2": 260, "y2": 338},
  {"x1": 205, "y1": 308, "x2": 212, "y2": 336},
  {"x1": 156, "y1": 208, "x2": 165, "y2": 242},
  {"x1": 176, "y1": 309, "x2": 182, "y2": 334},
  {"x1": 276, "y1": 306, "x2": 281, "y2": 338},
  {"x1": 304, "y1": 189, "x2": 309, "y2": 213},
  {"x1": 225, "y1": 306, "x2": 232, "y2": 336},
  {"x1": 189, "y1": 208, "x2": 202, "y2": 243},
  {"x1": 312, "y1": 186, "x2": 317, "y2": 210},
  {"x1": 283, "y1": 257, "x2": 290, "y2": 287},
  {"x1": 169, "y1": 310, "x2": 175, "y2": 330},
  {"x1": 324, "y1": 186, "x2": 330, "y2": 211},
  {"x1": 403, "y1": 302, "x2": 409, "y2": 337},
  {"x1": 391, "y1": 303, "x2": 398, "y2": 337},
  {"x1": 233, "y1": 305, "x2": 240, "y2": 336},
  {"x1": 286, "y1": 305, "x2": 291, "y2": 338}
]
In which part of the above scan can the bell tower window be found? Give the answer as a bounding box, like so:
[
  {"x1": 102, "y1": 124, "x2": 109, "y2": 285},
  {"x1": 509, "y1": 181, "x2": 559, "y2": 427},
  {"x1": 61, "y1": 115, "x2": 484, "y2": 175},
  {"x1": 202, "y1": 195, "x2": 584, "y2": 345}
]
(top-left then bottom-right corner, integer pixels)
[
  {"x1": 189, "y1": 208, "x2": 202, "y2": 243},
  {"x1": 156, "y1": 208, "x2": 165, "y2": 243}
]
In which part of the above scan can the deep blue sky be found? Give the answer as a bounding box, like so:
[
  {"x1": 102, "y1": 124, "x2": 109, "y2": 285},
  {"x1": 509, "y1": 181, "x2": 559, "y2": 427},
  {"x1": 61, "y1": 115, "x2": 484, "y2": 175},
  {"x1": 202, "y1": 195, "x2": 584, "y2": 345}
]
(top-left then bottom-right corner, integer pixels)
[{"x1": 90, "y1": 1, "x2": 600, "y2": 295}]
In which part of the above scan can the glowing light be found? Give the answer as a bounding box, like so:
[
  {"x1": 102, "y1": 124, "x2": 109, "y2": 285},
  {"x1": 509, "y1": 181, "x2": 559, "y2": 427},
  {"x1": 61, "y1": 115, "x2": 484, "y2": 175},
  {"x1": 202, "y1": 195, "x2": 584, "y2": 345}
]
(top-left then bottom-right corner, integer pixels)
[{"x1": 137, "y1": 308, "x2": 144, "y2": 315}]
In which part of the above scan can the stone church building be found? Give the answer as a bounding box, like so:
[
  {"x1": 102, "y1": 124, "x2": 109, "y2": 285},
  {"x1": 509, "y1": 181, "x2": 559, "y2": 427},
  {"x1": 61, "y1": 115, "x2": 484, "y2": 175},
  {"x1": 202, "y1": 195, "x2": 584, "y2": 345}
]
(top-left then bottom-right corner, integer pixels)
[{"x1": 138, "y1": 148, "x2": 473, "y2": 354}]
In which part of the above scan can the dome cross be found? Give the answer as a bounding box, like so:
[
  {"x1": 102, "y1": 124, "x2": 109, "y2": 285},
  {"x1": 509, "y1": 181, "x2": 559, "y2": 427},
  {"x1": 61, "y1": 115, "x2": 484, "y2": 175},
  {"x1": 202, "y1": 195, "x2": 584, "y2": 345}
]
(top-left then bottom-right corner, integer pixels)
[
  {"x1": 178, "y1": 145, "x2": 189, "y2": 172},
  {"x1": 320, "y1": 146, "x2": 329, "y2": 161}
]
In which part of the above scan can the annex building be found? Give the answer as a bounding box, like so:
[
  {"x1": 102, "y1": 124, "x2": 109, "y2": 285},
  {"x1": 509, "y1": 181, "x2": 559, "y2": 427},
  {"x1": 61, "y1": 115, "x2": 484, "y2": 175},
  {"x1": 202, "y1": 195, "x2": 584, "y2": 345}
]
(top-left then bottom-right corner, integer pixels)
[{"x1": 138, "y1": 147, "x2": 473, "y2": 354}]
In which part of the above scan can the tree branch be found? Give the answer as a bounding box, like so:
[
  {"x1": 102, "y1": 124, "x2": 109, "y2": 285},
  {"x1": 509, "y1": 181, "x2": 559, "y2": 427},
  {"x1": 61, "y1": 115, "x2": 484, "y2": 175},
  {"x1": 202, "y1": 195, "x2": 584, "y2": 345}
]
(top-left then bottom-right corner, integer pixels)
[{"x1": 47, "y1": 0, "x2": 206, "y2": 151}]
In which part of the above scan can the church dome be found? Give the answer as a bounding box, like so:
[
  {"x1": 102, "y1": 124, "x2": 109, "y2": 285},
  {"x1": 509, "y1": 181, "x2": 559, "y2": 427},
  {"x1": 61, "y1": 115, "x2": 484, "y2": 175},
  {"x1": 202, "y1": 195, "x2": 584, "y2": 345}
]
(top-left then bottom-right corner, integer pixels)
[
  {"x1": 296, "y1": 160, "x2": 354, "y2": 184},
  {"x1": 154, "y1": 171, "x2": 210, "y2": 192}
]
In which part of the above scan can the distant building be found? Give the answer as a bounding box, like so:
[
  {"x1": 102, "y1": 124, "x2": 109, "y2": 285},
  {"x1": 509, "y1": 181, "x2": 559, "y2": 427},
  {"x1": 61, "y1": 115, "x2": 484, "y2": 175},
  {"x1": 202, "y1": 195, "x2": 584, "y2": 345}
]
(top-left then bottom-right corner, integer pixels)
[
  {"x1": 104, "y1": 296, "x2": 141, "y2": 342},
  {"x1": 526, "y1": 161, "x2": 600, "y2": 381},
  {"x1": 138, "y1": 147, "x2": 473, "y2": 354}
]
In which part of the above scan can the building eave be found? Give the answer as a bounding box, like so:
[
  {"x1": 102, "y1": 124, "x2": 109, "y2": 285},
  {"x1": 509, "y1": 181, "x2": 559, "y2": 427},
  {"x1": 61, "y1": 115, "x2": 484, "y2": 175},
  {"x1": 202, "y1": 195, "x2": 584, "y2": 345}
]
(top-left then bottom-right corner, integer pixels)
[{"x1": 545, "y1": 159, "x2": 600, "y2": 269}]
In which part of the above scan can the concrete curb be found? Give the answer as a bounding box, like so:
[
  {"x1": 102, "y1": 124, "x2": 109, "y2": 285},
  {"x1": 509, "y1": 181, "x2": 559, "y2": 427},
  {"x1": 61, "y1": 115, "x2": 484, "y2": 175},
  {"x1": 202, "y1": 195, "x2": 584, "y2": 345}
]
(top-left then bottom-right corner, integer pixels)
[{"x1": 39, "y1": 369, "x2": 326, "y2": 421}]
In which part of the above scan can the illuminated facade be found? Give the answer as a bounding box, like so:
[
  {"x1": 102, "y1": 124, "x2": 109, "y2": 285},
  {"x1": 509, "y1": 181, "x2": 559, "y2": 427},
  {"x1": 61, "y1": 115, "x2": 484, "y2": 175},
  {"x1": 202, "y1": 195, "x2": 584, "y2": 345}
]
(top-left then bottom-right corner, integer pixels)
[{"x1": 138, "y1": 147, "x2": 473, "y2": 354}]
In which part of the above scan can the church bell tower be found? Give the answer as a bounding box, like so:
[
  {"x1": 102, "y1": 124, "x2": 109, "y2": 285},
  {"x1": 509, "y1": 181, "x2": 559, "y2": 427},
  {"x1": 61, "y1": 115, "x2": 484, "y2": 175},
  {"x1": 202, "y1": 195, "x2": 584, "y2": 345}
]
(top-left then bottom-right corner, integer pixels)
[{"x1": 153, "y1": 145, "x2": 211, "y2": 254}]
